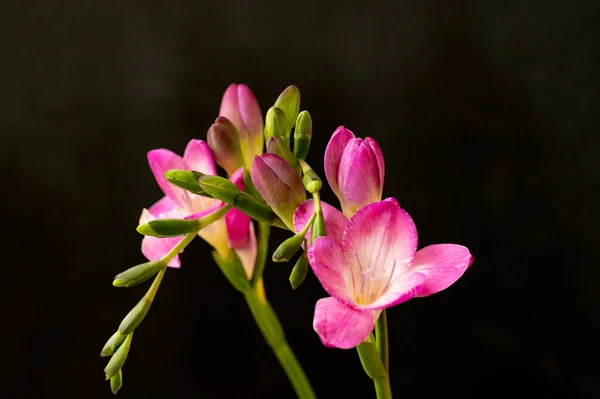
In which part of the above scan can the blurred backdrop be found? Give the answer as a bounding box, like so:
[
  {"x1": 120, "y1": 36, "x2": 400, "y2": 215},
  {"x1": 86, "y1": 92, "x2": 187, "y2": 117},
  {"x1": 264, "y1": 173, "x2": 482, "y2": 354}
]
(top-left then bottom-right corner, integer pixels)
[{"x1": 2, "y1": 1, "x2": 599, "y2": 398}]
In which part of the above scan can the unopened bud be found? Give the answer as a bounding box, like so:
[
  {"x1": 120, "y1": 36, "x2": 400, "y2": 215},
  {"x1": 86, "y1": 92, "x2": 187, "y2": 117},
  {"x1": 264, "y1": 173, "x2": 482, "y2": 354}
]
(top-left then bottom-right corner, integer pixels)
[
  {"x1": 266, "y1": 136, "x2": 299, "y2": 172},
  {"x1": 207, "y1": 117, "x2": 244, "y2": 176},
  {"x1": 163, "y1": 169, "x2": 208, "y2": 196},
  {"x1": 293, "y1": 111, "x2": 312, "y2": 160},
  {"x1": 272, "y1": 234, "x2": 304, "y2": 263},
  {"x1": 104, "y1": 333, "x2": 133, "y2": 380},
  {"x1": 136, "y1": 218, "x2": 201, "y2": 238},
  {"x1": 264, "y1": 106, "x2": 286, "y2": 143},
  {"x1": 100, "y1": 331, "x2": 127, "y2": 357},
  {"x1": 299, "y1": 160, "x2": 322, "y2": 193},
  {"x1": 197, "y1": 175, "x2": 240, "y2": 204},
  {"x1": 113, "y1": 261, "x2": 163, "y2": 288},
  {"x1": 118, "y1": 297, "x2": 151, "y2": 335},
  {"x1": 289, "y1": 251, "x2": 309, "y2": 289},
  {"x1": 274, "y1": 85, "x2": 301, "y2": 134}
]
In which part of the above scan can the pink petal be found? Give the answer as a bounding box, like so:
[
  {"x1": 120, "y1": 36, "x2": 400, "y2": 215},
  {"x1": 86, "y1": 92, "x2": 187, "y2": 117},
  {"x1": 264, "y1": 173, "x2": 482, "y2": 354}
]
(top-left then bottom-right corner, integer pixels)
[
  {"x1": 324, "y1": 126, "x2": 355, "y2": 197},
  {"x1": 226, "y1": 208, "x2": 251, "y2": 246},
  {"x1": 219, "y1": 84, "x2": 243, "y2": 135},
  {"x1": 308, "y1": 236, "x2": 354, "y2": 305},
  {"x1": 233, "y1": 221, "x2": 257, "y2": 279},
  {"x1": 313, "y1": 297, "x2": 375, "y2": 349},
  {"x1": 365, "y1": 137, "x2": 385, "y2": 196},
  {"x1": 183, "y1": 139, "x2": 217, "y2": 176},
  {"x1": 293, "y1": 199, "x2": 348, "y2": 245},
  {"x1": 337, "y1": 138, "x2": 382, "y2": 216},
  {"x1": 141, "y1": 236, "x2": 181, "y2": 268},
  {"x1": 147, "y1": 149, "x2": 189, "y2": 208},
  {"x1": 409, "y1": 244, "x2": 474, "y2": 297},
  {"x1": 148, "y1": 196, "x2": 177, "y2": 218},
  {"x1": 342, "y1": 198, "x2": 418, "y2": 277},
  {"x1": 357, "y1": 272, "x2": 425, "y2": 310},
  {"x1": 237, "y1": 84, "x2": 263, "y2": 140},
  {"x1": 260, "y1": 154, "x2": 305, "y2": 197}
]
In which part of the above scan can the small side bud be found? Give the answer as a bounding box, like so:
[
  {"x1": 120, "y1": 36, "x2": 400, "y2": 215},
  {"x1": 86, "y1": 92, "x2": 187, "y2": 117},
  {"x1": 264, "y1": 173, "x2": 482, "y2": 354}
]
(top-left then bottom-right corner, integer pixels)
[
  {"x1": 289, "y1": 251, "x2": 309, "y2": 289},
  {"x1": 110, "y1": 369, "x2": 123, "y2": 395},
  {"x1": 136, "y1": 218, "x2": 201, "y2": 238},
  {"x1": 272, "y1": 234, "x2": 305, "y2": 263},
  {"x1": 197, "y1": 175, "x2": 240, "y2": 204},
  {"x1": 100, "y1": 331, "x2": 127, "y2": 357},
  {"x1": 311, "y1": 212, "x2": 327, "y2": 243},
  {"x1": 266, "y1": 136, "x2": 299, "y2": 172},
  {"x1": 293, "y1": 111, "x2": 312, "y2": 160},
  {"x1": 113, "y1": 261, "x2": 164, "y2": 288},
  {"x1": 264, "y1": 106, "x2": 286, "y2": 143},
  {"x1": 207, "y1": 117, "x2": 244, "y2": 176},
  {"x1": 163, "y1": 169, "x2": 209, "y2": 196},
  {"x1": 118, "y1": 297, "x2": 152, "y2": 335},
  {"x1": 274, "y1": 85, "x2": 301, "y2": 134},
  {"x1": 298, "y1": 160, "x2": 322, "y2": 193},
  {"x1": 104, "y1": 333, "x2": 133, "y2": 380}
]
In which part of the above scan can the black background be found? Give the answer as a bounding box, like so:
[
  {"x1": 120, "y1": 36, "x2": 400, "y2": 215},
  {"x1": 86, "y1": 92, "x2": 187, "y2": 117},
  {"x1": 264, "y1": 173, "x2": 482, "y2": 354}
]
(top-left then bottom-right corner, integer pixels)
[{"x1": 2, "y1": 1, "x2": 600, "y2": 398}]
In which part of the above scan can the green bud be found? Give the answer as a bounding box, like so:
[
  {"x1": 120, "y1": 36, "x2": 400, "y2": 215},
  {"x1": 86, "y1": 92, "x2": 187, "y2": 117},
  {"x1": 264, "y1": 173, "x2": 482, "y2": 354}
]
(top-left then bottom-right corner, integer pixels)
[
  {"x1": 289, "y1": 251, "x2": 309, "y2": 289},
  {"x1": 110, "y1": 369, "x2": 123, "y2": 395},
  {"x1": 118, "y1": 297, "x2": 151, "y2": 335},
  {"x1": 311, "y1": 212, "x2": 327, "y2": 243},
  {"x1": 357, "y1": 340, "x2": 387, "y2": 379},
  {"x1": 274, "y1": 85, "x2": 301, "y2": 134},
  {"x1": 163, "y1": 169, "x2": 209, "y2": 196},
  {"x1": 197, "y1": 175, "x2": 240, "y2": 204},
  {"x1": 266, "y1": 136, "x2": 299, "y2": 172},
  {"x1": 212, "y1": 250, "x2": 251, "y2": 293},
  {"x1": 104, "y1": 333, "x2": 133, "y2": 380},
  {"x1": 272, "y1": 234, "x2": 305, "y2": 263},
  {"x1": 302, "y1": 170, "x2": 322, "y2": 193},
  {"x1": 293, "y1": 111, "x2": 312, "y2": 160},
  {"x1": 207, "y1": 117, "x2": 244, "y2": 176},
  {"x1": 264, "y1": 106, "x2": 286, "y2": 143},
  {"x1": 113, "y1": 261, "x2": 163, "y2": 288},
  {"x1": 100, "y1": 331, "x2": 127, "y2": 357},
  {"x1": 136, "y1": 218, "x2": 201, "y2": 238}
]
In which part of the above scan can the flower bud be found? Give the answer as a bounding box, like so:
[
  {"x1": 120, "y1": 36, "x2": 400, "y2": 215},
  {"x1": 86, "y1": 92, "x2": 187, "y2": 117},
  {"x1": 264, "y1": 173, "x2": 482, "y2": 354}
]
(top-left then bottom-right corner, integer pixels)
[
  {"x1": 100, "y1": 331, "x2": 127, "y2": 357},
  {"x1": 298, "y1": 160, "x2": 322, "y2": 193},
  {"x1": 104, "y1": 333, "x2": 133, "y2": 380},
  {"x1": 118, "y1": 298, "x2": 151, "y2": 335},
  {"x1": 207, "y1": 117, "x2": 244, "y2": 176},
  {"x1": 251, "y1": 154, "x2": 306, "y2": 230},
  {"x1": 113, "y1": 261, "x2": 164, "y2": 288},
  {"x1": 272, "y1": 234, "x2": 304, "y2": 263},
  {"x1": 324, "y1": 127, "x2": 385, "y2": 217},
  {"x1": 136, "y1": 218, "x2": 201, "y2": 238},
  {"x1": 293, "y1": 111, "x2": 312, "y2": 160},
  {"x1": 163, "y1": 169, "x2": 208, "y2": 196},
  {"x1": 289, "y1": 251, "x2": 309, "y2": 289},
  {"x1": 110, "y1": 369, "x2": 123, "y2": 395},
  {"x1": 219, "y1": 84, "x2": 264, "y2": 168},
  {"x1": 264, "y1": 107, "x2": 286, "y2": 144},
  {"x1": 274, "y1": 85, "x2": 301, "y2": 135},
  {"x1": 267, "y1": 136, "x2": 299, "y2": 172},
  {"x1": 197, "y1": 175, "x2": 240, "y2": 204}
]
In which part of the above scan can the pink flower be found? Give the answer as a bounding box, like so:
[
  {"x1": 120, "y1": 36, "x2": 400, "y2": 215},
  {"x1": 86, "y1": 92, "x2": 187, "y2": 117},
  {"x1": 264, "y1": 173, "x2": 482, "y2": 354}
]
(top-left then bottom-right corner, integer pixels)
[
  {"x1": 324, "y1": 126, "x2": 385, "y2": 217},
  {"x1": 306, "y1": 198, "x2": 473, "y2": 349},
  {"x1": 140, "y1": 139, "x2": 256, "y2": 277},
  {"x1": 219, "y1": 84, "x2": 264, "y2": 169}
]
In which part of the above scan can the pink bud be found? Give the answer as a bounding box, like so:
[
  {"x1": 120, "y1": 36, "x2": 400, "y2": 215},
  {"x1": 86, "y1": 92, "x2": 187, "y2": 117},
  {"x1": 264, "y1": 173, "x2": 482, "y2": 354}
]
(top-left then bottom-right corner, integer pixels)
[{"x1": 207, "y1": 116, "x2": 243, "y2": 176}]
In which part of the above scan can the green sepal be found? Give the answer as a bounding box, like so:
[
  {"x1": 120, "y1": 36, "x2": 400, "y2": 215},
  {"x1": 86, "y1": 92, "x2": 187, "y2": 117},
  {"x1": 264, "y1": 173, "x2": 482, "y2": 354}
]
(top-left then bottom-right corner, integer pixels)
[
  {"x1": 289, "y1": 251, "x2": 309, "y2": 289},
  {"x1": 110, "y1": 369, "x2": 123, "y2": 395},
  {"x1": 357, "y1": 339, "x2": 387, "y2": 379},
  {"x1": 136, "y1": 218, "x2": 201, "y2": 238},
  {"x1": 118, "y1": 297, "x2": 151, "y2": 335},
  {"x1": 113, "y1": 261, "x2": 163, "y2": 288},
  {"x1": 100, "y1": 331, "x2": 127, "y2": 357},
  {"x1": 197, "y1": 175, "x2": 240, "y2": 204},
  {"x1": 104, "y1": 333, "x2": 133, "y2": 380},
  {"x1": 163, "y1": 169, "x2": 209, "y2": 196},
  {"x1": 311, "y1": 212, "x2": 327, "y2": 243},
  {"x1": 293, "y1": 111, "x2": 312, "y2": 160},
  {"x1": 272, "y1": 234, "x2": 305, "y2": 263},
  {"x1": 212, "y1": 250, "x2": 251, "y2": 293},
  {"x1": 274, "y1": 85, "x2": 301, "y2": 134},
  {"x1": 264, "y1": 106, "x2": 286, "y2": 143},
  {"x1": 267, "y1": 136, "x2": 300, "y2": 174}
]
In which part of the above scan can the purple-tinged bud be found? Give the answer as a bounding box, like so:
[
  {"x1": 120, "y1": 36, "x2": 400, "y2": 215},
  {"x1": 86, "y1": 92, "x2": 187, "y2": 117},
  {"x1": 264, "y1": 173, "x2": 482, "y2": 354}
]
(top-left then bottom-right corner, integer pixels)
[
  {"x1": 251, "y1": 154, "x2": 306, "y2": 230},
  {"x1": 219, "y1": 84, "x2": 264, "y2": 168},
  {"x1": 207, "y1": 116, "x2": 244, "y2": 176}
]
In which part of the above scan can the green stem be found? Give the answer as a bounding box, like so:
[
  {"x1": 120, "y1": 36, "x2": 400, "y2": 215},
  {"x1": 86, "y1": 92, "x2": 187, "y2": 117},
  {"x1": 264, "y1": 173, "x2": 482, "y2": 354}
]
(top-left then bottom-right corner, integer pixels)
[
  {"x1": 375, "y1": 309, "x2": 389, "y2": 371},
  {"x1": 244, "y1": 288, "x2": 316, "y2": 399},
  {"x1": 373, "y1": 376, "x2": 392, "y2": 399}
]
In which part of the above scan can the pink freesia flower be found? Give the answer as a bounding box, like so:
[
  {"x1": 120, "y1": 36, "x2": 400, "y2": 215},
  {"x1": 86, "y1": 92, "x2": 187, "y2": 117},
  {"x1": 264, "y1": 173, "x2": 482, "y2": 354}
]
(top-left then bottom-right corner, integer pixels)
[
  {"x1": 306, "y1": 198, "x2": 473, "y2": 349},
  {"x1": 324, "y1": 126, "x2": 385, "y2": 218},
  {"x1": 219, "y1": 84, "x2": 264, "y2": 169},
  {"x1": 140, "y1": 139, "x2": 256, "y2": 277}
]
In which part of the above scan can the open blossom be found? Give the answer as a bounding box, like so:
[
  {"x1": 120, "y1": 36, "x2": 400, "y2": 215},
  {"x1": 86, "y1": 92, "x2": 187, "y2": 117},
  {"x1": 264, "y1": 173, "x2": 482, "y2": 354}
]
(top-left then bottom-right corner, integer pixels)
[
  {"x1": 324, "y1": 126, "x2": 384, "y2": 218},
  {"x1": 219, "y1": 84, "x2": 264, "y2": 169},
  {"x1": 303, "y1": 198, "x2": 473, "y2": 349},
  {"x1": 141, "y1": 139, "x2": 256, "y2": 277}
]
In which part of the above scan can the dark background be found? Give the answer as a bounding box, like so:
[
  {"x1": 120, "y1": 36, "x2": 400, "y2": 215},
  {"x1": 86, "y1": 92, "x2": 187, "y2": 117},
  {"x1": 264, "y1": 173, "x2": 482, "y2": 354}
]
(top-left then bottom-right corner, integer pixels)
[{"x1": 2, "y1": 1, "x2": 599, "y2": 398}]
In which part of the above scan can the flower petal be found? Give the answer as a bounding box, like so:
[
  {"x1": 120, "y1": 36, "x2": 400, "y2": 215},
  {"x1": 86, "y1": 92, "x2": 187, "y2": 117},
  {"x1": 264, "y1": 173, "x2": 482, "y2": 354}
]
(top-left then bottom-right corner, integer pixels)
[
  {"x1": 308, "y1": 236, "x2": 354, "y2": 305},
  {"x1": 409, "y1": 244, "x2": 473, "y2": 297},
  {"x1": 183, "y1": 139, "x2": 217, "y2": 176},
  {"x1": 324, "y1": 126, "x2": 354, "y2": 197},
  {"x1": 313, "y1": 297, "x2": 375, "y2": 349},
  {"x1": 233, "y1": 221, "x2": 257, "y2": 279},
  {"x1": 148, "y1": 196, "x2": 177, "y2": 218},
  {"x1": 147, "y1": 149, "x2": 189, "y2": 208},
  {"x1": 357, "y1": 272, "x2": 425, "y2": 310},
  {"x1": 141, "y1": 236, "x2": 181, "y2": 268},
  {"x1": 293, "y1": 199, "x2": 348, "y2": 245},
  {"x1": 237, "y1": 84, "x2": 263, "y2": 141},
  {"x1": 219, "y1": 84, "x2": 243, "y2": 133},
  {"x1": 337, "y1": 138, "x2": 382, "y2": 216},
  {"x1": 365, "y1": 137, "x2": 385, "y2": 197}
]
